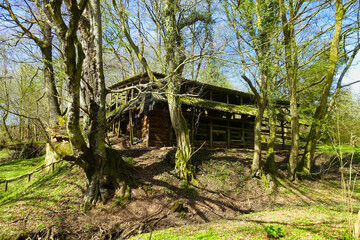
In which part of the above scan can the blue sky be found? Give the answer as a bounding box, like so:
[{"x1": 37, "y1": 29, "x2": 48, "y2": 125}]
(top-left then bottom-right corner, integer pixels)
[{"x1": 343, "y1": 54, "x2": 360, "y2": 96}]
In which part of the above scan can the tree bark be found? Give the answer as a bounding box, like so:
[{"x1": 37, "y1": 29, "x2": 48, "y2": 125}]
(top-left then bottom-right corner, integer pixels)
[
  {"x1": 163, "y1": 0, "x2": 194, "y2": 183},
  {"x1": 252, "y1": 101, "x2": 265, "y2": 177},
  {"x1": 279, "y1": 0, "x2": 299, "y2": 180},
  {"x1": 41, "y1": 0, "x2": 62, "y2": 127},
  {"x1": 79, "y1": 0, "x2": 115, "y2": 210},
  {"x1": 265, "y1": 103, "x2": 276, "y2": 173},
  {"x1": 299, "y1": 0, "x2": 345, "y2": 174}
]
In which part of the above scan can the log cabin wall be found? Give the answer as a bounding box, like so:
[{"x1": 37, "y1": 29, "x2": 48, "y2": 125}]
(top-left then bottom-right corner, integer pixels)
[
  {"x1": 182, "y1": 107, "x2": 255, "y2": 148},
  {"x1": 147, "y1": 105, "x2": 172, "y2": 147}
]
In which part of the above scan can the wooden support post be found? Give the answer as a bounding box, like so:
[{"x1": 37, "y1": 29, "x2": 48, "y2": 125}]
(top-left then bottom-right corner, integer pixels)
[
  {"x1": 240, "y1": 96, "x2": 243, "y2": 105},
  {"x1": 28, "y1": 174, "x2": 31, "y2": 182},
  {"x1": 116, "y1": 93, "x2": 119, "y2": 108},
  {"x1": 191, "y1": 110, "x2": 195, "y2": 144},
  {"x1": 129, "y1": 108, "x2": 134, "y2": 145},
  {"x1": 117, "y1": 119, "x2": 121, "y2": 137},
  {"x1": 146, "y1": 115, "x2": 150, "y2": 148},
  {"x1": 110, "y1": 93, "x2": 114, "y2": 133},
  {"x1": 210, "y1": 90, "x2": 213, "y2": 101},
  {"x1": 226, "y1": 94, "x2": 229, "y2": 104},
  {"x1": 281, "y1": 121, "x2": 285, "y2": 149},
  {"x1": 129, "y1": 89, "x2": 134, "y2": 146},
  {"x1": 5, "y1": 180, "x2": 8, "y2": 192},
  {"x1": 242, "y1": 121, "x2": 245, "y2": 144},
  {"x1": 52, "y1": 162, "x2": 55, "y2": 172},
  {"x1": 227, "y1": 115, "x2": 230, "y2": 148},
  {"x1": 210, "y1": 119, "x2": 213, "y2": 147}
]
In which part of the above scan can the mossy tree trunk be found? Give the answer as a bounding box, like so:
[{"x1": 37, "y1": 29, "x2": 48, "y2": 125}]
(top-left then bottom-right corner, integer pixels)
[
  {"x1": 167, "y1": 90, "x2": 194, "y2": 182},
  {"x1": 264, "y1": 95, "x2": 278, "y2": 190},
  {"x1": 163, "y1": 0, "x2": 193, "y2": 182},
  {"x1": 279, "y1": 0, "x2": 299, "y2": 180},
  {"x1": 235, "y1": 0, "x2": 278, "y2": 178},
  {"x1": 299, "y1": 0, "x2": 345, "y2": 174},
  {"x1": 252, "y1": 100, "x2": 266, "y2": 177},
  {"x1": 163, "y1": 0, "x2": 210, "y2": 183},
  {"x1": 47, "y1": 0, "x2": 127, "y2": 210}
]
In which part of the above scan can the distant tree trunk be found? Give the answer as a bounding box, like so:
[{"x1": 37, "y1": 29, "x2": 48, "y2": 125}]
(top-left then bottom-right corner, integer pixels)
[
  {"x1": 2, "y1": 112, "x2": 13, "y2": 142},
  {"x1": 299, "y1": 0, "x2": 345, "y2": 174},
  {"x1": 41, "y1": 0, "x2": 62, "y2": 127}
]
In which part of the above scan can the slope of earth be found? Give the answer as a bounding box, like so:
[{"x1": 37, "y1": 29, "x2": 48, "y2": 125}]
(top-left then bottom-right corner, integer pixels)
[{"x1": 0, "y1": 146, "x2": 359, "y2": 239}]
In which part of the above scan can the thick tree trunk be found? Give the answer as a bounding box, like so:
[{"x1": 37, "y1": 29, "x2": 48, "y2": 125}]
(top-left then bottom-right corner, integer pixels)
[
  {"x1": 167, "y1": 92, "x2": 194, "y2": 182},
  {"x1": 252, "y1": 102, "x2": 265, "y2": 177},
  {"x1": 299, "y1": 0, "x2": 344, "y2": 174},
  {"x1": 288, "y1": 93, "x2": 299, "y2": 179},
  {"x1": 45, "y1": 0, "x2": 125, "y2": 210},
  {"x1": 163, "y1": 0, "x2": 194, "y2": 183},
  {"x1": 79, "y1": 0, "x2": 125, "y2": 210}
]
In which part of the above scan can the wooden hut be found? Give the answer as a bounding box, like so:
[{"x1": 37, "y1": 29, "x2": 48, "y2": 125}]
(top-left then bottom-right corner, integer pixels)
[{"x1": 107, "y1": 73, "x2": 290, "y2": 148}]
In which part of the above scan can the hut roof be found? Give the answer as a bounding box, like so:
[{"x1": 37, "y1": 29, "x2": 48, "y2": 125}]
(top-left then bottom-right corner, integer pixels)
[
  {"x1": 109, "y1": 73, "x2": 291, "y2": 117},
  {"x1": 108, "y1": 72, "x2": 256, "y2": 99}
]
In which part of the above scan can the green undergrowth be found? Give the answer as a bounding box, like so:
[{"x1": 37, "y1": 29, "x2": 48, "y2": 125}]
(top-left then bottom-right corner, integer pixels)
[
  {"x1": 0, "y1": 158, "x2": 84, "y2": 238},
  {"x1": 317, "y1": 145, "x2": 360, "y2": 156},
  {"x1": 0, "y1": 149, "x2": 10, "y2": 159},
  {"x1": 0, "y1": 156, "x2": 44, "y2": 180},
  {"x1": 131, "y1": 205, "x2": 355, "y2": 240}
]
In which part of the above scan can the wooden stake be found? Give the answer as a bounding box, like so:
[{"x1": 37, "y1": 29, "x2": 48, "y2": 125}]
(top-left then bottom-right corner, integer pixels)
[
  {"x1": 210, "y1": 119, "x2": 213, "y2": 147},
  {"x1": 28, "y1": 174, "x2": 31, "y2": 182},
  {"x1": 242, "y1": 121, "x2": 245, "y2": 144},
  {"x1": 129, "y1": 109, "x2": 134, "y2": 145},
  {"x1": 227, "y1": 115, "x2": 230, "y2": 148},
  {"x1": 281, "y1": 121, "x2": 285, "y2": 149},
  {"x1": 191, "y1": 110, "x2": 195, "y2": 144},
  {"x1": 5, "y1": 180, "x2": 8, "y2": 192}
]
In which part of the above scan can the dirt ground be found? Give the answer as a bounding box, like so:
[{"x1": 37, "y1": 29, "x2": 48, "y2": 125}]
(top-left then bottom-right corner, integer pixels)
[{"x1": 2, "y1": 145, "x2": 351, "y2": 239}]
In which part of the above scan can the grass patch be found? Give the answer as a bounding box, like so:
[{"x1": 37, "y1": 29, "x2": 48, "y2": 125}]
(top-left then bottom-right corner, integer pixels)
[
  {"x1": 0, "y1": 149, "x2": 10, "y2": 159},
  {"x1": 0, "y1": 156, "x2": 44, "y2": 180},
  {"x1": 131, "y1": 206, "x2": 356, "y2": 240},
  {"x1": 0, "y1": 158, "x2": 84, "y2": 238},
  {"x1": 317, "y1": 145, "x2": 360, "y2": 156}
]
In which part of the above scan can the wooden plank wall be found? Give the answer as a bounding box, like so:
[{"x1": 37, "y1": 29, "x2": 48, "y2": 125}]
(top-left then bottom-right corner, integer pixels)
[{"x1": 148, "y1": 108, "x2": 172, "y2": 147}]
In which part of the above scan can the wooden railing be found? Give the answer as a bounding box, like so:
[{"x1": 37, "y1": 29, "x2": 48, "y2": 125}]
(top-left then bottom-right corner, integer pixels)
[{"x1": 0, "y1": 159, "x2": 64, "y2": 192}]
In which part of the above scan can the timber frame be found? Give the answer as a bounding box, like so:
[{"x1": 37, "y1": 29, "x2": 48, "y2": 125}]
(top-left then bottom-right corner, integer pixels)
[{"x1": 107, "y1": 73, "x2": 291, "y2": 148}]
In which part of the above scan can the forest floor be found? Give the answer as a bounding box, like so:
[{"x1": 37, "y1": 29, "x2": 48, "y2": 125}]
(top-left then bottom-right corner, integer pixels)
[{"x1": 0, "y1": 144, "x2": 360, "y2": 239}]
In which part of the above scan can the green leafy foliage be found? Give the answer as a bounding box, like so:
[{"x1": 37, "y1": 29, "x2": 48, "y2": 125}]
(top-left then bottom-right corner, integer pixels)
[{"x1": 264, "y1": 225, "x2": 285, "y2": 238}]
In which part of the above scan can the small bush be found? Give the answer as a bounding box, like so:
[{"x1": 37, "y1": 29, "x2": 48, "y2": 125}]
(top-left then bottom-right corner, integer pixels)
[{"x1": 264, "y1": 225, "x2": 285, "y2": 238}]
